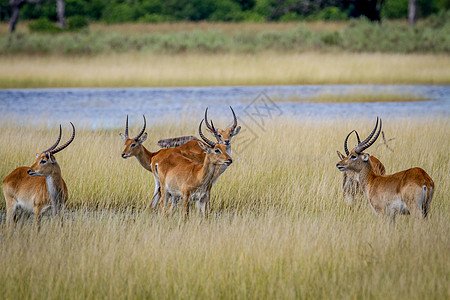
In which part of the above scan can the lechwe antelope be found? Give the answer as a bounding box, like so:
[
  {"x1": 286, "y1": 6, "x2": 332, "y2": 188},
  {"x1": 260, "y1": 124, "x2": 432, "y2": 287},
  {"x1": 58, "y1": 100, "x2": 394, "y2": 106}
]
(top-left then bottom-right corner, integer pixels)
[
  {"x1": 336, "y1": 118, "x2": 434, "y2": 223},
  {"x1": 2, "y1": 123, "x2": 75, "y2": 228},
  {"x1": 154, "y1": 120, "x2": 232, "y2": 218},
  {"x1": 121, "y1": 108, "x2": 240, "y2": 210},
  {"x1": 151, "y1": 106, "x2": 240, "y2": 208},
  {"x1": 337, "y1": 130, "x2": 386, "y2": 206},
  {"x1": 120, "y1": 115, "x2": 211, "y2": 208}
]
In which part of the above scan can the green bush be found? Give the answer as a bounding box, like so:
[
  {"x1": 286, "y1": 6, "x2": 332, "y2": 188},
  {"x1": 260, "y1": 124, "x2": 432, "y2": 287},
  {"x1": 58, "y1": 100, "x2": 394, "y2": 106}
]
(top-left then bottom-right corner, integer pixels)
[
  {"x1": 138, "y1": 14, "x2": 167, "y2": 23},
  {"x1": 28, "y1": 18, "x2": 62, "y2": 34},
  {"x1": 423, "y1": 9, "x2": 450, "y2": 27},
  {"x1": 104, "y1": 3, "x2": 138, "y2": 23},
  {"x1": 313, "y1": 6, "x2": 348, "y2": 21},
  {"x1": 321, "y1": 31, "x2": 341, "y2": 45},
  {"x1": 279, "y1": 12, "x2": 303, "y2": 22},
  {"x1": 209, "y1": 0, "x2": 243, "y2": 21},
  {"x1": 241, "y1": 11, "x2": 266, "y2": 22},
  {"x1": 66, "y1": 15, "x2": 89, "y2": 31}
]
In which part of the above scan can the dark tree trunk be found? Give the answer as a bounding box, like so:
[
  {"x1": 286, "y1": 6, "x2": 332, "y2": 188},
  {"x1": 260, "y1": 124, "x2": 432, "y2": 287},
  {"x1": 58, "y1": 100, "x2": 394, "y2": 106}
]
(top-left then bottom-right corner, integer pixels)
[
  {"x1": 8, "y1": 0, "x2": 25, "y2": 33},
  {"x1": 9, "y1": 5, "x2": 20, "y2": 33},
  {"x1": 408, "y1": 0, "x2": 417, "y2": 25},
  {"x1": 8, "y1": 0, "x2": 65, "y2": 33},
  {"x1": 56, "y1": 0, "x2": 65, "y2": 28}
]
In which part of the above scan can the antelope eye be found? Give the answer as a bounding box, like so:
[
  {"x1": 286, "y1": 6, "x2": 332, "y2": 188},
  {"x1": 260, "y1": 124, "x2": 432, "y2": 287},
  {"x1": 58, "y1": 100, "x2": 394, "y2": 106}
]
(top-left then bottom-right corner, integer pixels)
[
  {"x1": 40, "y1": 159, "x2": 47, "y2": 164},
  {"x1": 131, "y1": 143, "x2": 136, "y2": 148},
  {"x1": 214, "y1": 149, "x2": 221, "y2": 154},
  {"x1": 350, "y1": 155, "x2": 357, "y2": 159}
]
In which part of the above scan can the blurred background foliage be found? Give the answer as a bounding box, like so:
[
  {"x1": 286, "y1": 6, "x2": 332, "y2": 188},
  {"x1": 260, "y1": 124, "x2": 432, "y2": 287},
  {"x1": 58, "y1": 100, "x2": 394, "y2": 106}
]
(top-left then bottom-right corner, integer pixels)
[{"x1": 0, "y1": 0, "x2": 449, "y2": 24}]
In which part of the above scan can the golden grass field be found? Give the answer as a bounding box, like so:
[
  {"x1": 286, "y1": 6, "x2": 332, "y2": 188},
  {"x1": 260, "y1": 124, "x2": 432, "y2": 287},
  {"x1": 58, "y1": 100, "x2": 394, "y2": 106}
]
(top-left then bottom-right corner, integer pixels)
[
  {"x1": 0, "y1": 116, "x2": 449, "y2": 299},
  {"x1": 1, "y1": 52, "x2": 449, "y2": 88}
]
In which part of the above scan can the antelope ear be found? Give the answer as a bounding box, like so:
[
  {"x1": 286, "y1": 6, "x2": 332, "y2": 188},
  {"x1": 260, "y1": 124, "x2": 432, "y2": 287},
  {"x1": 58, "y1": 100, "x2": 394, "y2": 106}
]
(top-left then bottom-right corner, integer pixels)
[
  {"x1": 336, "y1": 151, "x2": 345, "y2": 160},
  {"x1": 138, "y1": 133, "x2": 148, "y2": 144},
  {"x1": 49, "y1": 155, "x2": 57, "y2": 163},
  {"x1": 361, "y1": 154, "x2": 370, "y2": 162},
  {"x1": 198, "y1": 141, "x2": 211, "y2": 153},
  {"x1": 120, "y1": 133, "x2": 127, "y2": 142},
  {"x1": 232, "y1": 126, "x2": 241, "y2": 136}
]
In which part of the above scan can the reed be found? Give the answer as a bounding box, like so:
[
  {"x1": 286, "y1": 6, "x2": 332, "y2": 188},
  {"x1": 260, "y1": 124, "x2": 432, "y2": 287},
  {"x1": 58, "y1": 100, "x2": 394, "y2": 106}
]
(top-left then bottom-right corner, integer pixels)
[
  {"x1": 0, "y1": 52, "x2": 449, "y2": 88},
  {"x1": 0, "y1": 116, "x2": 448, "y2": 299}
]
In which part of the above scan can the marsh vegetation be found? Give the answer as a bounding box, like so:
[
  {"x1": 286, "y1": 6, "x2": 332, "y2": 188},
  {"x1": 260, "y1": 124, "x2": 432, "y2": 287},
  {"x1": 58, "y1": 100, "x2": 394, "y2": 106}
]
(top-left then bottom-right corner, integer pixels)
[
  {"x1": 1, "y1": 17, "x2": 450, "y2": 88},
  {"x1": 0, "y1": 117, "x2": 449, "y2": 299}
]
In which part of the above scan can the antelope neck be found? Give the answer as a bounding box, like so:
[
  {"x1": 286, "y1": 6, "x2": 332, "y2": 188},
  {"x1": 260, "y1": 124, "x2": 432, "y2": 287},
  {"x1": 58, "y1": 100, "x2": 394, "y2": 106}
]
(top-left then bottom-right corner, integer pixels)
[
  {"x1": 355, "y1": 162, "x2": 376, "y2": 198},
  {"x1": 45, "y1": 167, "x2": 65, "y2": 206},
  {"x1": 135, "y1": 146, "x2": 154, "y2": 172}
]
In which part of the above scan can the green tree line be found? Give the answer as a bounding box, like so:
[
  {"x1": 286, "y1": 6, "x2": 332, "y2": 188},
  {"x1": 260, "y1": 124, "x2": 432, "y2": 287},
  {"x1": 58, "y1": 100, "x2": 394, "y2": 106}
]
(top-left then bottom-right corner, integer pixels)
[{"x1": 0, "y1": 0, "x2": 449, "y2": 23}]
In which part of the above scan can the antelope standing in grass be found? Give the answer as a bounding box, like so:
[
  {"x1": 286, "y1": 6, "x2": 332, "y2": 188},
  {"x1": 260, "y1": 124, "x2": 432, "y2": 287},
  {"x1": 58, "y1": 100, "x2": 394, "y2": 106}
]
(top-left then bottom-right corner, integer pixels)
[
  {"x1": 337, "y1": 129, "x2": 386, "y2": 206},
  {"x1": 120, "y1": 107, "x2": 240, "y2": 210},
  {"x1": 153, "y1": 120, "x2": 232, "y2": 218},
  {"x1": 151, "y1": 107, "x2": 240, "y2": 209},
  {"x1": 336, "y1": 118, "x2": 434, "y2": 223},
  {"x1": 120, "y1": 115, "x2": 205, "y2": 209},
  {"x1": 3, "y1": 123, "x2": 75, "y2": 228}
]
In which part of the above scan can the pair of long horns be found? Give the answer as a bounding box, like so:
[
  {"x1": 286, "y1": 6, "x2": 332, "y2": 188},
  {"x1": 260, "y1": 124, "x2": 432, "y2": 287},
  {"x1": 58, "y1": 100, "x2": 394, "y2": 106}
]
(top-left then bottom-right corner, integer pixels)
[
  {"x1": 204, "y1": 106, "x2": 238, "y2": 136},
  {"x1": 344, "y1": 117, "x2": 382, "y2": 155},
  {"x1": 124, "y1": 115, "x2": 146, "y2": 141},
  {"x1": 41, "y1": 122, "x2": 76, "y2": 155}
]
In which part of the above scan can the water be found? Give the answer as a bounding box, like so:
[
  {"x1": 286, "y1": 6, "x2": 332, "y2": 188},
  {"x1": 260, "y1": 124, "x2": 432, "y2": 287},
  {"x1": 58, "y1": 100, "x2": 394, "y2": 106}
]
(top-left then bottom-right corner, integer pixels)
[{"x1": 0, "y1": 85, "x2": 448, "y2": 129}]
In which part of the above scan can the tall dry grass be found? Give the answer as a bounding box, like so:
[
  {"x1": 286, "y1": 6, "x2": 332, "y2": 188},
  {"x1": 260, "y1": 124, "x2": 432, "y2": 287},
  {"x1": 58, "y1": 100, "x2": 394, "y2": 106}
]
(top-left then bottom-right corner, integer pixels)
[
  {"x1": 0, "y1": 116, "x2": 449, "y2": 299},
  {"x1": 1, "y1": 52, "x2": 449, "y2": 88}
]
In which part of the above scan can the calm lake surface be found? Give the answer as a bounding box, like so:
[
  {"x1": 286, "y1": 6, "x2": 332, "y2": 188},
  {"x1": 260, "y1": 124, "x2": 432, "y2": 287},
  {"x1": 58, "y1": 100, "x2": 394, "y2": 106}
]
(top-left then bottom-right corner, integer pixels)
[{"x1": 0, "y1": 85, "x2": 448, "y2": 129}]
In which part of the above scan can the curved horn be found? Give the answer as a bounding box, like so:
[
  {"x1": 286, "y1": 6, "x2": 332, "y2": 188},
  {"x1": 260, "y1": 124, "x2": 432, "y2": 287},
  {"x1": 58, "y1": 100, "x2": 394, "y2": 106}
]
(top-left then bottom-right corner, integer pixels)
[
  {"x1": 343, "y1": 130, "x2": 356, "y2": 156},
  {"x1": 355, "y1": 130, "x2": 361, "y2": 144},
  {"x1": 134, "y1": 115, "x2": 146, "y2": 141},
  {"x1": 230, "y1": 106, "x2": 237, "y2": 131},
  {"x1": 359, "y1": 117, "x2": 379, "y2": 147},
  {"x1": 41, "y1": 124, "x2": 62, "y2": 154},
  {"x1": 343, "y1": 130, "x2": 362, "y2": 155},
  {"x1": 125, "y1": 115, "x2": 129, "y2": 138},
  {"x1": 204, "y1": 108, "x2": 217, "y2": 134},
  {"x1": 50, "y1": 122, "x2": 76, "y2": 155},
  {"x1": 355, "y1": 118, "x2": 382, "y2": 154},
  {"x1": 198, "y1": 120, "x2": 216, "y2": 148}
]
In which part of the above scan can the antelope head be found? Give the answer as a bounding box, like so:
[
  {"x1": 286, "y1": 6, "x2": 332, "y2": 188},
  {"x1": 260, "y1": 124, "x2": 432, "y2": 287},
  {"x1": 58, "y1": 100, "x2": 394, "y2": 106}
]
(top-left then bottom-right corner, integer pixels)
[
  {"x1": 204, "y1": 106, "x2": 241, "y2": 146},
  {"x1": 28, "y1": 123, "x2": 76, "y2": 177},
  {"x1": 198, "y1": 120, "x2": 232, "y2": 166},
  {"x1": 336, "y1": 118, "x2": 382, "y2": 173},
  {"x1": 120, "y1": 115, "x2": 148, "y2": 159}
]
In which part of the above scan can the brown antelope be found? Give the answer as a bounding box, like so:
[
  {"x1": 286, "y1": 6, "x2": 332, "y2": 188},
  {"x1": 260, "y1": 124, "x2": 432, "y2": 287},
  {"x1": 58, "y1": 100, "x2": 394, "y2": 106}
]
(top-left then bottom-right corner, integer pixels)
[
  {"x1": 153, "y1": 120, "x2": 232, "y2": 218},
  {"x1": 336, "y1": 118, "x2": 434, "y2": 223},
  {"x1": 151, "y1": 106, "x2": 240, "y2": 208},
  {"x1": 121, "y1": 108, "x2": 240, "y2": 210},
  {"x1": 3, "y1": 123, "x2": 75, "y2": 228},
  {"x1": 337, "y1": 129, "x2": 386, "y2": 206},
  {"x1": 120, "y1": 115, "x2": 210, "y2": 209}
]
